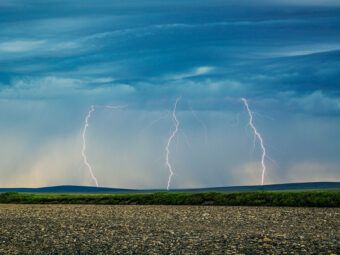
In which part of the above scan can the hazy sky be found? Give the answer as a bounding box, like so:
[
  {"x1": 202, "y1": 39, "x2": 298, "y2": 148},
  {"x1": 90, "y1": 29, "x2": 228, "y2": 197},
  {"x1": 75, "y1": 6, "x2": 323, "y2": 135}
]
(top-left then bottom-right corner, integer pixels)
[{"x1": 0, "y1": 0, "x2": 339, "y2": 188}]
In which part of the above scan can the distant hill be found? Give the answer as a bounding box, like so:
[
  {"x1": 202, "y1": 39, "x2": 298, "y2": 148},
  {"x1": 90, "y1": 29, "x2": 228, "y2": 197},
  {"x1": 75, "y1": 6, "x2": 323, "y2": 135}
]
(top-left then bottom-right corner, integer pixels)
[
  {"x1": 0, "y1": 185, "x2": 133, "y2": 193},
  {"x1": 0, "y1": 182, "x2": 339, "y2": 193}
]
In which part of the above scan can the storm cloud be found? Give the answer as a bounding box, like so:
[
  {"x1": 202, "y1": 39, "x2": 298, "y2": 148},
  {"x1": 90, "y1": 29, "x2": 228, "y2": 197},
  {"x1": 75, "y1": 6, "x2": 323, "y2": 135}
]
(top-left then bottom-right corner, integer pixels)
[{"x1": 0, "y1": 0, "x2": 339, "y2": 188}]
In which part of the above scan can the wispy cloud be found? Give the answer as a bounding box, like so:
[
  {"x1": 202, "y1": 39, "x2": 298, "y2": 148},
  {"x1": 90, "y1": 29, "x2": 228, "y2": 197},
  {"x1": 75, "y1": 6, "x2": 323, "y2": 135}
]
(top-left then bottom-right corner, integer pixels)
[
  {"x1": 164, "y1": 66, "x2": 215, "y2": 80},
  {"x1": 0, "y1": 76, "x2": 136, "y2": 99},
  {"x1": 266, "y1": 44, "x2": 340, "y2": 58},
  {"x1": 0, "y1": 40, "x2": 46, "y2": 53}
]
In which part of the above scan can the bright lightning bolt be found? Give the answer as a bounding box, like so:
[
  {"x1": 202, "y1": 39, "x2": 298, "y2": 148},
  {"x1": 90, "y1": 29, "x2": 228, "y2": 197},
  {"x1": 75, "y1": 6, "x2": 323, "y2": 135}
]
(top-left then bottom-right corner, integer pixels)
[
  {"x1": 241, "y1": 98, "x2": 267, "y2": 185},
  {"x1": 165, "y1": 97, "x2": 181, "y2": 190},
  {"x1": 81, "y1": 104, "x2": 127, "y2": 187},
  {"x1": 81, "y1": 105, "x2": 98, "y2": 187}
]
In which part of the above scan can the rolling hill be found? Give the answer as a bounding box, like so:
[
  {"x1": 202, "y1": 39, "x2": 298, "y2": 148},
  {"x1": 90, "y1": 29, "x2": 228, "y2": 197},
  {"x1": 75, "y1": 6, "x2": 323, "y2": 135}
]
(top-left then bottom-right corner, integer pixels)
[{"x1": 0, "y1": 182, "x2": 339, "y2": 193}]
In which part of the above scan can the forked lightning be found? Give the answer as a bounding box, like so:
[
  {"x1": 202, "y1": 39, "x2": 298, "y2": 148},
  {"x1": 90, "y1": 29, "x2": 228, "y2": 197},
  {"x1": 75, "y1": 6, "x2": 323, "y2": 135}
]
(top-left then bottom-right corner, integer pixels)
[
  {"x1": 81, "y1": 104, "x2": 126, "y2": 187},
  {"x1": 165, "y1": 97, "x2": 181, "y2": 190},
  {"x1": 241, "y1": 98, "x2": 268, "y2": 185}
]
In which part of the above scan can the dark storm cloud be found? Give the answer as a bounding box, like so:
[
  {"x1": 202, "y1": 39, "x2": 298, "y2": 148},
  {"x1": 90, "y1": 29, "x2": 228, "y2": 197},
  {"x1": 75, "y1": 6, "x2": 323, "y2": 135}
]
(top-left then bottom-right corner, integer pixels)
[
  {"x1": 1, "y1": 1, "x2": 339, "y2": 103},
  {"x1": 0, "y1": 0, "x2": 339, "y2": 188}
]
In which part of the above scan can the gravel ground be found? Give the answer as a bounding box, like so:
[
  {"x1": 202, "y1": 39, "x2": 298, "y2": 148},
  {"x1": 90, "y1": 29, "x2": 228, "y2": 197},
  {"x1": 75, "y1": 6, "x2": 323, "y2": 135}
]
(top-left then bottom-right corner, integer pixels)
[{"x1": 0, "y1": 205, "x2": 338, "y2": 254}]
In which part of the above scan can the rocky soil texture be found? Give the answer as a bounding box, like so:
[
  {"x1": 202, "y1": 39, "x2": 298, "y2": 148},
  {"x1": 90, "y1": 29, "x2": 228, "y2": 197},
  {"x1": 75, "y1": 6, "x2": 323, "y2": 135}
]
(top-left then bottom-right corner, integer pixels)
[{"x1": 0, "y1": 204, "x2": 338, "y2": 254}]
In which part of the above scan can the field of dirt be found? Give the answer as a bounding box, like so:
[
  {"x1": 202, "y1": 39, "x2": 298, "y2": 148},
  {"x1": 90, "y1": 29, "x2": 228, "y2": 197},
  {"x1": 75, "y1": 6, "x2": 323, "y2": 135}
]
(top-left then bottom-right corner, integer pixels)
[{"x1": 0, "y1": 204, "x2": 338, "y2": 254}]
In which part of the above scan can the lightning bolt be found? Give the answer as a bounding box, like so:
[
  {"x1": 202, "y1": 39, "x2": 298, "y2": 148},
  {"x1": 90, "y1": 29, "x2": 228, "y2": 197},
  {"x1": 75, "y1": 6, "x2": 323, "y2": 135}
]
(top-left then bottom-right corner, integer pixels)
[
  {"x1": 81, "y1": 105, "x2": 98, "y2": 187},
  {"x1": 241, "y1": 98, "x2": 267, "y2": 185},
  {"x1": 166, "y1": 97, "x2": 181, "y2": 190},
  {"x1": 81, "y1": 104, "x2": 127, "y2": 187}
]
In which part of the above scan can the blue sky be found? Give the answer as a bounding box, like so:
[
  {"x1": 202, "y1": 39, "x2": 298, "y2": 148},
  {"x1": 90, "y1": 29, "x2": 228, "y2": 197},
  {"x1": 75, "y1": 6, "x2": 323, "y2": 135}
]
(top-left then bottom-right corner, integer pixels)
[{"x1": 0, "y1": 0, "x2": 339, "y2": 188}]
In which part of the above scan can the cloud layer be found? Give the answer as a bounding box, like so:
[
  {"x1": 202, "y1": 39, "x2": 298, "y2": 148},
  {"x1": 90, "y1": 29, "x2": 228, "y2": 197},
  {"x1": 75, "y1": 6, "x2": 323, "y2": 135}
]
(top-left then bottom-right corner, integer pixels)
[{"x1": 0, "y1": 0, "x2": 339, "y2": 188}]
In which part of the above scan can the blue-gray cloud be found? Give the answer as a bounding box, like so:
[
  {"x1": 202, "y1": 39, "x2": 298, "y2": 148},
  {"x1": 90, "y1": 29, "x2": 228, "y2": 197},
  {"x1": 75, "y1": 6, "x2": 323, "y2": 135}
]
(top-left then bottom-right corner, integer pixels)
[{"x1": 0, "y1": 0, "x2": 339, "y2": 187}]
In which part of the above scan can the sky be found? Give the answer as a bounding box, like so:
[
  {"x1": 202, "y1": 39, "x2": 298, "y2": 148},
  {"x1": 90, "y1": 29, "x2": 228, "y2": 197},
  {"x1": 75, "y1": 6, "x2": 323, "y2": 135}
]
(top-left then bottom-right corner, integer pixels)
[{"x1": 0, "y1": 0, "x2": 339, "y2": 188}]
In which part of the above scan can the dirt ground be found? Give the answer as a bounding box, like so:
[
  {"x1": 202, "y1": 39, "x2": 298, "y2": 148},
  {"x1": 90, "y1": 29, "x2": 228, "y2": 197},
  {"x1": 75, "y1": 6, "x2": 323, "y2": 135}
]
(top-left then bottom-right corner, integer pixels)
[{"x1": 0, "y1": 204, "x2": 338, "y2": 254}]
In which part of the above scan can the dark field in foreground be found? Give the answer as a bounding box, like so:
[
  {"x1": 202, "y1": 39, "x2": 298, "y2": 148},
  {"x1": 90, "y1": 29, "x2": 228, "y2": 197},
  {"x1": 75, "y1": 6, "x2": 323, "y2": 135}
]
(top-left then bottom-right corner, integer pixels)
[
  {"x1": 0, "y1": 205, "x2": 338, "y2": 254},
  {"x1": 0, "y1": 190, "x2": 339, "y2": 207}
]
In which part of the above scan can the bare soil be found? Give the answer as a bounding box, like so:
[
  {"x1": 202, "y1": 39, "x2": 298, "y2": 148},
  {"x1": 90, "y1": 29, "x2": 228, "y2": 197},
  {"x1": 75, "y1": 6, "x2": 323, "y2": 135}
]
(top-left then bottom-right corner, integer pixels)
[{"x1": 0, "y1": 204, "x2": 338, "y2": 254}]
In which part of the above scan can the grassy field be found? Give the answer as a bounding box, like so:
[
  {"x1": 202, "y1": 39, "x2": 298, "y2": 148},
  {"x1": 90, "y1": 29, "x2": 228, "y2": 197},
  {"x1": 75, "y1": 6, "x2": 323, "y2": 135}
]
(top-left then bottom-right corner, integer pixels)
[{"x1": 0, "y1": 190, "x2": 339, "y2": 207}]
